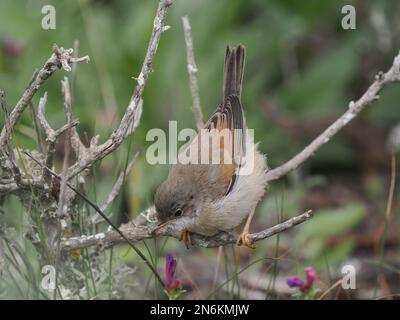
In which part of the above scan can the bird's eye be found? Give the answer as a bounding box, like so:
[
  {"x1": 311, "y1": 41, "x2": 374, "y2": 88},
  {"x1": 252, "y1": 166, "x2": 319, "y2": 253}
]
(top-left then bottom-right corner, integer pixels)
[{"x1": 174, "y1": 209, "x2": 183, "y2": 217}]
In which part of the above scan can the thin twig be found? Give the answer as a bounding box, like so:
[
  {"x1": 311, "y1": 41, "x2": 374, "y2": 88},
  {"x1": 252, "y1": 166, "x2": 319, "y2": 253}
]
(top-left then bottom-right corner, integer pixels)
[
  {"x1": 265, "y1": 51, "x2": 400, "y2": 182},
  {"x1": 182, "y1": 15, "x2": 204, "y2": 130},
  {"x1": 66, "y1": 0, "x2": 173, "y2": 179},
  {"x1": 37, "y1": 92, "x2": 79, "y2": 184},
  {"x1": 90, "y1": 154, "x2": 138, "y2": 224},
  {"x1": 51, "y1": 78, "x2": 75, "y2": 299},
  {"x1": 0, "y1": 44, "x2": 89, "y2": 149},
  {"x1": 0, "y1": 90, "x2": 22, "y2": 184},
  {"x1": 62, "y1": 75, "x2": 87, "y2": 159},
  {"x1": 61, "y1": 210, "x2": 313, "y2": 250},
  {"x1": 25, "y1": 69, "x2": 45, "y2": 154},
  {"x1": 29, "y1": 101, "x2": 44, "y2": 154},
  {"x1": 58, "y1": 78, "x2": 74, "y2": 219}
]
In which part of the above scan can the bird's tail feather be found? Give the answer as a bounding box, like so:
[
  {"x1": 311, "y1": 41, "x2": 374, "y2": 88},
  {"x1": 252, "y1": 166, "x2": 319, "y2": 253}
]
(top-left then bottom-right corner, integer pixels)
[{"x1": 223, "y1": 45, "x2": 246, "y2": 101}]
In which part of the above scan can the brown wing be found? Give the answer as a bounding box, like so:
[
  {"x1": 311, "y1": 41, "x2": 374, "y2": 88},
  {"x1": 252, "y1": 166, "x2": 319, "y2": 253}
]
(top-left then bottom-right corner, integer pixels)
[
  {"x1": 203, "y1": 95, "x2": 245, "y2": 195},
  {"x1": 180, "y1": 45, "x2": 246, "y2": 197}
]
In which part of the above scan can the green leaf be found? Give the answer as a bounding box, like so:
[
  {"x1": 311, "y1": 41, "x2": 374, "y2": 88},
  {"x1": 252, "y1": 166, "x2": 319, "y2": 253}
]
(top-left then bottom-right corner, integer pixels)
[
  {"x1": 296, "y1": 203, "x2": 366, "y2": 242},
  {"x1": 280, "y1": 43, "x2": 356, "y2": 117},
  {"x1": 313, "y1": 240, "x2": 356, "y2": 269}
]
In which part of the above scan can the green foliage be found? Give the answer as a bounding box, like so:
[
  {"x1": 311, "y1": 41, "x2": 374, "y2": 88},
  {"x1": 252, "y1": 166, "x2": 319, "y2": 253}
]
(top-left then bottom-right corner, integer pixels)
[{"x1": 295, "y1": 204, "x2": 365, "y2": 268}]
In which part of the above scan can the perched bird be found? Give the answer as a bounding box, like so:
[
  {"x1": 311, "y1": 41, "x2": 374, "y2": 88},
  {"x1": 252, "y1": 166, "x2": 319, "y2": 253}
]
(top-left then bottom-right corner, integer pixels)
[{"x1": 154, "y1": 45, "x2": 267, "y2": 248}]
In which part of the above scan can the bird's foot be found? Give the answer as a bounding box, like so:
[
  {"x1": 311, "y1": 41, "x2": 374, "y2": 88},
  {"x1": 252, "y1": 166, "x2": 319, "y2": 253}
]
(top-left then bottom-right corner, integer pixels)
[
  {"x1": 236, "y1": 230, "x2": 255, "y2": 249},
  {"x1": 179, "y1": 228, "x2": 192, "y2": 249}
]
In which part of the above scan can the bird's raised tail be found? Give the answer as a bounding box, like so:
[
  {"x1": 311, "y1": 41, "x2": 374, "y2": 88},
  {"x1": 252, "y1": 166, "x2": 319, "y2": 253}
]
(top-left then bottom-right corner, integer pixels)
[{"x1": 223, "y1": 45, "x2": 246, "y2": 101}]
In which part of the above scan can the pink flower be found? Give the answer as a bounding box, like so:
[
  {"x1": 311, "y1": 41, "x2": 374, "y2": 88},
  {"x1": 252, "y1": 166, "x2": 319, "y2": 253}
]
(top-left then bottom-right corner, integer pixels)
[
  {"x1": 305, "y1": 267, "x2": 317, "y2": 283},
  {"x1": 287, "y1": 267, "x2": 317, "y2": 293}
]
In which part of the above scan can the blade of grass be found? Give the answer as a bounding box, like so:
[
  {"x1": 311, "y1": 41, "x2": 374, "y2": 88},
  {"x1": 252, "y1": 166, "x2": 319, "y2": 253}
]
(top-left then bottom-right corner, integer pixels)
[
  {"x1": 206, "y1": 257, "x2": 275, "y2": 300},
  {"x1": 373, "y1": 154, "x2": 396, "y2": 298}
]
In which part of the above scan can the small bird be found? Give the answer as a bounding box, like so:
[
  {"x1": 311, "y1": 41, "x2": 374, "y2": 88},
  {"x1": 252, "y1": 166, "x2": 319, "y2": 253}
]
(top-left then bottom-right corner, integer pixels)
[{"x1": 154, "y1": 45, "x2": 267, "y2": 248}]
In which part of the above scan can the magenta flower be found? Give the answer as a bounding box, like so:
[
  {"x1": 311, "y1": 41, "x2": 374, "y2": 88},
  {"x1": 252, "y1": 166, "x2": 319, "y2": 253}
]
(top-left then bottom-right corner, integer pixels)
[
  {"x1": 305, "y1": 267, "x2": 317, "y2": 283},
  {"x1": 287, "y1": 266, "x2": 317, "y2": 293},
  {"x1": 165, "y1": 254, "x2": 180, "y2": 289}
]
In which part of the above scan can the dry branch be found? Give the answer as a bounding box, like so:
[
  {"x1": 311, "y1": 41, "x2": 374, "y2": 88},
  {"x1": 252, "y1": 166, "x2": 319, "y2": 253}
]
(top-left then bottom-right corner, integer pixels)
[
  {"x1": 0, "y1": 91, "x2": 21, "y2": 184},
  {"x1": 66, "y1": 0, "x2": 173, "y2": 180},
  {"x1": 265, "y1": 52, "x2": 400, "y2": 182},
  {"x1": 182, "y1": 15, "x2": 204, "y2": 130},
  {"x1": 0, "y1": 45, "x2": 88, "y2": 149},
  {"x1": 37, "y1": 92, "x2": 79, "y2": 184},
  {"x1": 61, "y1": 210, "x2": 313, "y2": 250},
  {"x1": 90, "y1": 154, "x2": 138, "y2": 224}
]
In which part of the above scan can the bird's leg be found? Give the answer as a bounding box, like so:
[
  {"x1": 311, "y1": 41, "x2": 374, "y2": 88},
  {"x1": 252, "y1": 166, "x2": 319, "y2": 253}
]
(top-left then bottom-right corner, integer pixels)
[
  {"x1": 179, "y1": 228, "x2": 192, "y2": 249},
  {"x1": 236, "y1": 207, "x2": 256, "y2": 249}
]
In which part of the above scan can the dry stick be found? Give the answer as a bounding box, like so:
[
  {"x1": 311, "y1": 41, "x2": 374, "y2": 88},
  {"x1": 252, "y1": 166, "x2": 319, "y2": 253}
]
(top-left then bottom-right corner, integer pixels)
[
  {"x1": 182, "y1": 15, "x2": 204, "y2": 130},
  {"x1": 317, "y1": 279, "x2": 342, "y2": 300},
  {"x1": 53, "y1": 78, "x2": 74, "y2": 299},
  {"x1": 29, "y1": 101, "x2": 44, "y2": 154},
  {"x1": 265, "y1": 51, "x2": 400, "y2": 182},
  {"x1": 58, "y1": 78, "x2": 74, "y2": 220},
  {"x1": 37, "y1": 92, "x2": 79, "y2": 184},
  {"x1": 23, "y1": 151, "x2": 166, "y2": 289},
  {"x1": 60, "y1": 50, "x2": 400, "y2": 251},
  {"x1": 62, "y1": 209, "x2": 313, "y2": 250},
  {"x1": 63, "y1": 46, "x2": 88, "y2": 158},
  {"x1": 90, "y1": 154, "x2": 138, "y2": 225},
  {"x1": 0, "y1": 90, "x2": 22, "y2": 184},
  {"x1": 101, "y1": 154, "x2": 138, "y2": 212},
  {"x1": 25, "y1": 69, "x2": 44, "y2": 155},
  {"x1": 71, "y1": 40, "x2": 79, "y2": 101},
  {"x1": 66, "y1": 0, "x2": 173, "y2": 180},
  {"x1": 0, "y1": 45, "x2": 89, "y2": 149}
]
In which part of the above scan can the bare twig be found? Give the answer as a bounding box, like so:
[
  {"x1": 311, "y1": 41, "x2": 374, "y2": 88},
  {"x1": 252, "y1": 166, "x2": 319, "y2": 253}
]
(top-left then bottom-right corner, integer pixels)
[
  {"x1": 0, "y1": 90, "x2": 22, "y2": 184},
  {"x1": 61, "y1": 210, "x2": 313, "y2": 250},
  {"x1": 58, "y1": 78, "x2": 74, "y2": 219},
  {"x1": 26, "y1": 70, "x2": 45, "y2": 154},
  {"x1": 51, "y1": 78, "x2": 74, "y2": 278},
  {"x1": 37, "y1": 92, "x2": 79, "y2": 184},
  {"x1": 101, "y1": 155, "x2": 138, "y2": 212},
  {"x1": 66, "y1": 0, "x2": 173, "y2": 179},
  {"x1": 265, "y1": 51, "x2": 400, "y2": 182},
  {"x1": 29, "y1": 101, "x2": 44, "y2": 154},
  {"x1": 0, "y1": 45, "x2": 89, "y2": 149},
  {"x1": 182, "y1": 15, "x2": 204, "y2": 130},
  {"x1": 90, "y1": 154, "x2": 138, "y2": 224}
]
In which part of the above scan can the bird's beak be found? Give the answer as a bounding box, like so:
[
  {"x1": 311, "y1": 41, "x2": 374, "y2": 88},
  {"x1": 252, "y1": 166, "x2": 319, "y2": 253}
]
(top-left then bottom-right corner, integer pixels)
[{"x1": 151, "y1": 220, "x2": 170, "y2": 235}]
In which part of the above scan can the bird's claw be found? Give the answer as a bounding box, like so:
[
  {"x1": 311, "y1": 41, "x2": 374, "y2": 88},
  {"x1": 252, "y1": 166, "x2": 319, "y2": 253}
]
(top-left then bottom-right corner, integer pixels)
[
  {"x1": 179, "y1": 229, "x2": 192, "y2": 249},
  {"x1": 236, "y1": 232, "x2": 255, "y2": 249}
]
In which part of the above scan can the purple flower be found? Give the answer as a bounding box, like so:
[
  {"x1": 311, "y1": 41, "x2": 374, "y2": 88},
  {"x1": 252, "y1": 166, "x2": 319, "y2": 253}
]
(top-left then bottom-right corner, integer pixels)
[
  {"x1": 165, "y1": 254, "x2": 179, "y2": 289},
  {"x1": 287, "y1": 267, "x2": 317, "y2": 293},
  {"x1": 287, "y1": 276, "x2": 305, "y2": 288}
]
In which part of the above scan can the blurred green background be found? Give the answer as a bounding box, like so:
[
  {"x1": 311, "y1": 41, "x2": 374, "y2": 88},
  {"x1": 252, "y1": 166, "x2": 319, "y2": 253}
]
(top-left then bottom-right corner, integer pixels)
[{"x1": 1, "y1": 0, "x2": 400, "y2": 299}]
